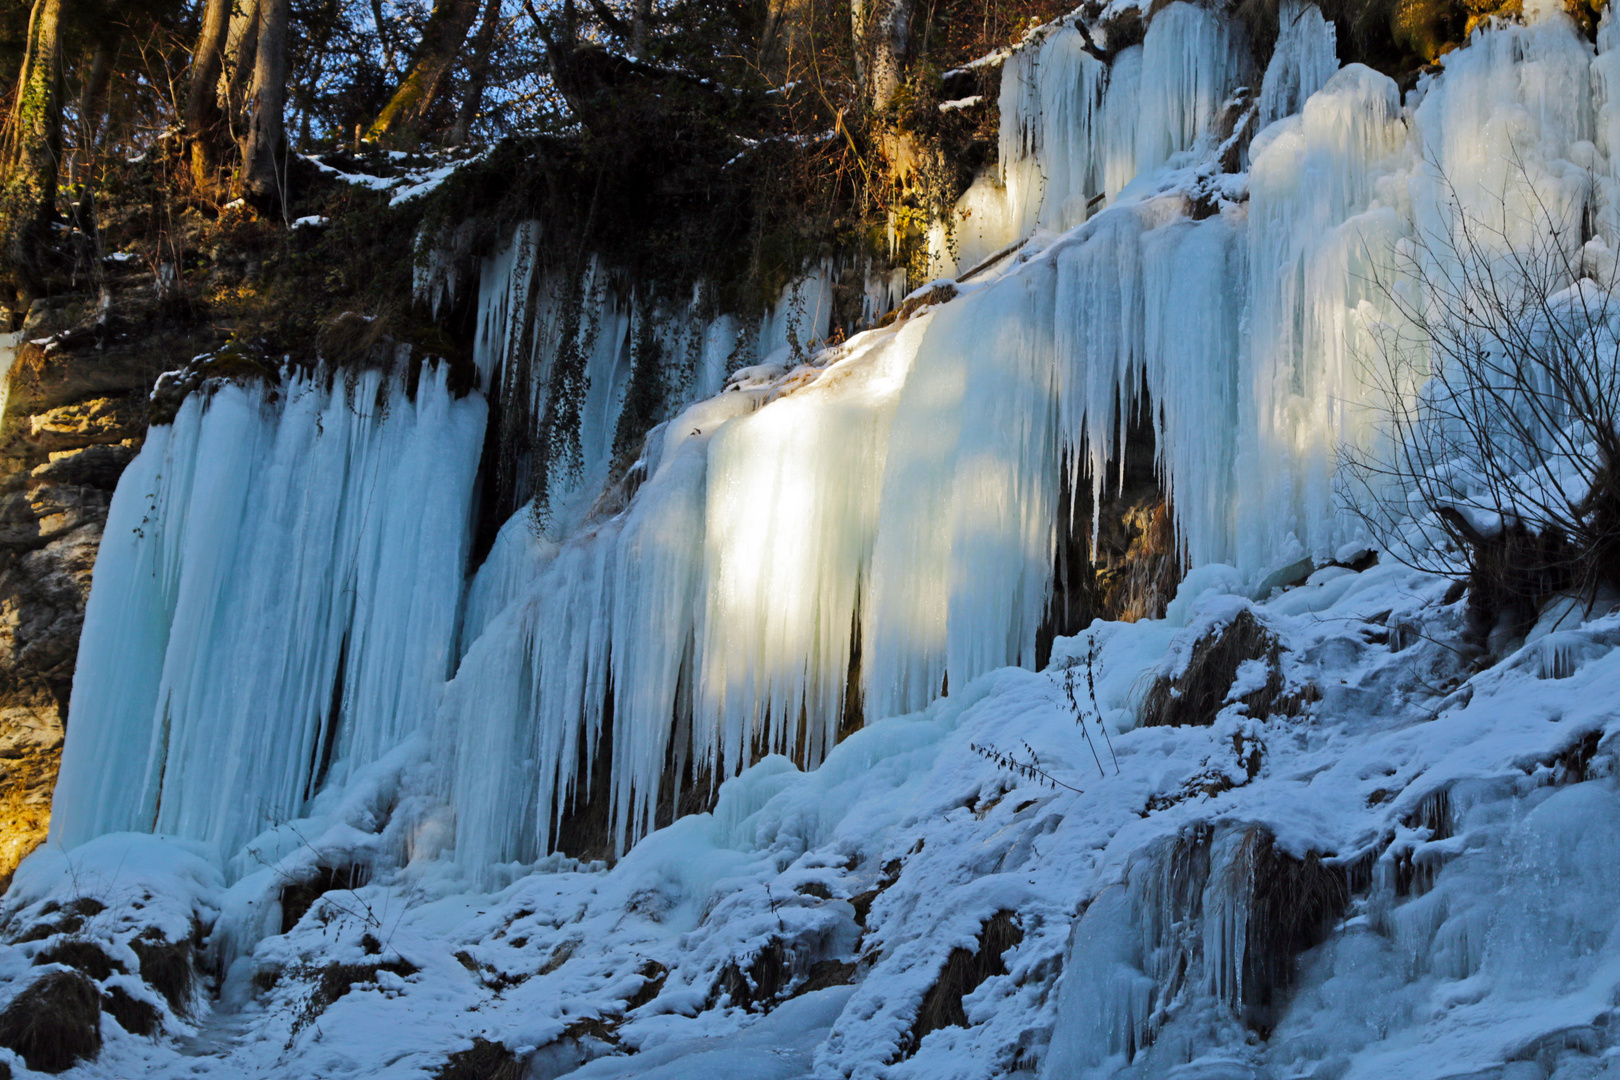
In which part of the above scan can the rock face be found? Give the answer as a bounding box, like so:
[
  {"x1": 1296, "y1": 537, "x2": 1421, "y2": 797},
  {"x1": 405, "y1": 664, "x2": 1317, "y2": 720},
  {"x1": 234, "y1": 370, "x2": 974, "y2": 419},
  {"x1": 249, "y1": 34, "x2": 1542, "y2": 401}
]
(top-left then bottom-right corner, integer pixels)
[{"x1": 0, "y1": 302, "x2": 154, "y2": 886}]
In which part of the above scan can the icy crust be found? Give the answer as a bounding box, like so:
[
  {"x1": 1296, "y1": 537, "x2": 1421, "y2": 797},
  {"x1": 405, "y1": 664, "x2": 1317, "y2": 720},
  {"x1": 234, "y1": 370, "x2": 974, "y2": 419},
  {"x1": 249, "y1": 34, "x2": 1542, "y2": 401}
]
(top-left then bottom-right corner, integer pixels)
[{"x1": 15, "y1": 560, "x2": 1620, "y2": 1079}]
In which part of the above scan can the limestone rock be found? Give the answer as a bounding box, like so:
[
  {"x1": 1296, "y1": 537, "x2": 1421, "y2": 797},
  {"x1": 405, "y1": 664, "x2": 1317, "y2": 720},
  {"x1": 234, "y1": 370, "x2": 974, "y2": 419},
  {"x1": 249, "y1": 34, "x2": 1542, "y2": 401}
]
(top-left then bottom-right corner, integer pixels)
[{"x1": 26, "y1": 399, "x2": 141, "y2": 452}]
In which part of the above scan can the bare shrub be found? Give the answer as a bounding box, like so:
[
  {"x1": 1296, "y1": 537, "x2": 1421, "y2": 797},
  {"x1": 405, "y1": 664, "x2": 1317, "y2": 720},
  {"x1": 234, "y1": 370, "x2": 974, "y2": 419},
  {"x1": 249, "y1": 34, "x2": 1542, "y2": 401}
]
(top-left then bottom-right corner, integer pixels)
[{"x1": 1344, "y1": 164, "x2": 1620, "y2": 647}]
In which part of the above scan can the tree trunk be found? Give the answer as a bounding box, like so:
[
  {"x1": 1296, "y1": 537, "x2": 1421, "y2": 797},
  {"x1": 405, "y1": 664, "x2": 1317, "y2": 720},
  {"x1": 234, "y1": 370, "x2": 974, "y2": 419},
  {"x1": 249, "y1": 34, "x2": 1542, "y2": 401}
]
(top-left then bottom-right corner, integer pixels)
[
  {"x1": 76, "y1": 36, "x2": 114, "y2": 149},
  {"x1": 186, "y1": 0, "x2": 233, "y2": 196},
  {"x1": 0, "y1": 0, "x2": 66, "y2": 317},
  {"x1": 447, "y1": 0, "x2": 504, "y2": 146},
  {"x1": 237, "y1": 0, "x2": 290, "y2": 213},
  {"x1": 368, "y1": 0, "x2": 482, "y2": 145},
  {"x1": 852, "y1": 0, "x2": 908, "y2": 115},
  {"x1": 221, "y1": 0, "x2": 261, "y2": 126},
  {"x1": 629, "y1": 0, "x2": 652, "y2": 56}
]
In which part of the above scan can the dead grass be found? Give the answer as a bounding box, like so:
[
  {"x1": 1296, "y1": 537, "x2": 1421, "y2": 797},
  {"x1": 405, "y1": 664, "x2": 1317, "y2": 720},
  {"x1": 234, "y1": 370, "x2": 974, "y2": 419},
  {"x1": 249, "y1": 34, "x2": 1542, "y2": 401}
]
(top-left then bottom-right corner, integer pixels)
[
  {"x1": 130, "y1": 929, "x2": 195, "y2": 1014},
  {"x1": 1139, "y1": 610, "x2": 1316, "y2": 728},
  {"x1": 624, "y1": 960, "x2": 667, "y2": 1010},
  {"x1": 0, "y1": 969, "x2": 102, "y2": 1073},
  {"x1": 903, "y1": 910, "x2": 1023, "y2": 1055},
  {"x1": 434, "y1": 1037, "x2": 522, "y2": 1080},
  {"x1": 32, "y1": 939, "x2": 125, "y2": 981},
  {"x1": 101, "y1": 985, "x2": 160, "y2": 1037},
  {"x1": 279, "y1": 864, "x2": 371, "y2": 934},
  {"x1": 289, "y1": 956, "x2": 419, "y2": 1037},
  {"x1": 713, "y1": 940, "x2": 790, "y2": 1010}
]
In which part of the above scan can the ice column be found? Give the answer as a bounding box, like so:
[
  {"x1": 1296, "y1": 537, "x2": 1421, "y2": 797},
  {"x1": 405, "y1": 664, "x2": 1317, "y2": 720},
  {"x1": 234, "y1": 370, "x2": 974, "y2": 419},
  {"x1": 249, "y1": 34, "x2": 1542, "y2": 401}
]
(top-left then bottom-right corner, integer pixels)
[
  {"x1": 1257, "y1": 1, "x2": 1339, "y2": 127},
  {"x1": 1240, "y1": 64, "x2": 1408, "y2": 573},
  {"x1": 53, "y1": 367, "x2": 485, "y2": 860}
]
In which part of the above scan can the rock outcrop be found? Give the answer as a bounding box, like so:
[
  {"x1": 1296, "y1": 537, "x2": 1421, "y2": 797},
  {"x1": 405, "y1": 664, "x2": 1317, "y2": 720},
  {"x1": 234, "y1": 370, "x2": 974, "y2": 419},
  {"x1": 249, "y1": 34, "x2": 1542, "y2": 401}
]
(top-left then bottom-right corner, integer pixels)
[{"x1": 0, "y1": 299, "x2": 154, "y2": 886}]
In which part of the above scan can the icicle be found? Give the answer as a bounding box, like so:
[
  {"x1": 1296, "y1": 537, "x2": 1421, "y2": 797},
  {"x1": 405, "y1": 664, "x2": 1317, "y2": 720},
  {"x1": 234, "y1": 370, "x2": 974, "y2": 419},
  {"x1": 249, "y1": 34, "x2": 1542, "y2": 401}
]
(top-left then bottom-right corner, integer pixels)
[
  {"x1": 1257, "y1": 1, "x2": 1339, "y2": 128},
  {"x1": 864, "y1": 269, "x2": 1058, "y2": 719},
  {"x1": 52, "y1": 367, "x2": 486, "y2": 862},
  {"x1": 1240, "y1": 64, "x2": 1407, "y2": 575},
  {"x1": 1410, "y1": 18, "x2": 1594, "y2": 275},
  {"x1": 1142, "y1": 212, "x2": 1245, "y2": 568},
  {"x1": 697, "y1": 324, "x2": 909, "y2": 784},
  {"x1": 1135, "y1": 3, "x2": 1253, "y2": 178}
]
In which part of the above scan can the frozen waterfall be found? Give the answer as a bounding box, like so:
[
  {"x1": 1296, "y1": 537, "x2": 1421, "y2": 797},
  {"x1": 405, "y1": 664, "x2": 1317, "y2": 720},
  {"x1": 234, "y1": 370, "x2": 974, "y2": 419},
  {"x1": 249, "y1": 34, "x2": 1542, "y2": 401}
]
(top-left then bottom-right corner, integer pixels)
[
  {"x1": 50, "y1": 2, "x2": 1620, "y2": 875},
  {"x1": 51, "y1": 366, "x2": 486, "y2": 858}
]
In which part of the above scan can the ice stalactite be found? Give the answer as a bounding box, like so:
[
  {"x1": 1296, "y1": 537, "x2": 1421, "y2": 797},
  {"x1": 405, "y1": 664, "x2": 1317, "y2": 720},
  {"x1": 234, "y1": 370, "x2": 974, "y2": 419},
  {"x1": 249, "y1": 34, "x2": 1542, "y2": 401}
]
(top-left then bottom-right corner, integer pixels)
[
  {"x1": 1409, "y1": 16, "x2": 1595, "y2": 269},
  {"x1": 1257, "y1": 0, "x2": 1338, "y2": 128},
  {"x1": 1596, "y1": 12, "x2": 1620, "y2": 240},
  {"x1": 52, "y1": 366, "x2": 485, "y2": 861},
  {"x1": 443, "y1": 9, "x2": 1620, "y2": 862},
  {"x1": 1239, "y1": 64, "x2": 1408, "y2": 574},
  {"x1": 468, "y1": 224, "x2": 837, "y2": 534},
  {"x1": 1134, "y1": 3, "x2": 1254, "y2": 178},
  {"x1": 991, "y1": 3, "x2": 1245, "y2": 254},
  {"x1": 997, "y1": 25, "x2": 1110, "y2": 240},
  {"x1": 697, "y1": 321, "x2": 915, "y2": 782},
  {"x1": 864, "y1": 272, "x2": 1062, "y2": 720}
]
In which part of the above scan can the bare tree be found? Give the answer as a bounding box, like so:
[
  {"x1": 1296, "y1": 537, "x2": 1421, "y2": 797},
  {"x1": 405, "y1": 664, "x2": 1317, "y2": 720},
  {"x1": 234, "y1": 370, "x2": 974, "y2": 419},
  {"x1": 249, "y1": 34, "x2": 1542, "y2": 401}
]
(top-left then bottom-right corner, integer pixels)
[
  {"x1": 185, "y1": 0, "x2": 233, "y2": 196},
  {"x1": 1344, "y1": 163, "x2": 1620, "y2": 648},
  {"x1": 238, "y1": 0, "x2": 291, "y2": 212},
  {"x1": 447, "y1": 0, "x2": 507, "y2": 146},
  {"x1": 368, "y1": 0, "x2": 484, "y2": 145},
  {"x1": 0, "y1": 0, "x2": 67, "y2": 317}
]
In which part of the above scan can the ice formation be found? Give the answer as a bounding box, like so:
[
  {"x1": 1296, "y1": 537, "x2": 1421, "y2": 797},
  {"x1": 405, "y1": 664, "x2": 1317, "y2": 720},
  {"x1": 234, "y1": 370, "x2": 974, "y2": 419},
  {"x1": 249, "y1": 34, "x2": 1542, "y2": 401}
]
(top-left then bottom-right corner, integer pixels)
[
  {"x1": 50, "y1": 366, "x2": 486, "y2": 857},
  {"x1": 56, "y1": 0, "x2": 1620, "y2": 867},
  {"x1": 23, "y1": 5, "x2": 1620, "y2": 1078}
]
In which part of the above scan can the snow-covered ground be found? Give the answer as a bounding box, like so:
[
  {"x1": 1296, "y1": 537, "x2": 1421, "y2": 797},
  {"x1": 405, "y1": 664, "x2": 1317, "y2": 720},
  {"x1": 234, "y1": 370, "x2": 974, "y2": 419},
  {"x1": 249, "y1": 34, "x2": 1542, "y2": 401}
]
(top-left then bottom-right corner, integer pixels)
[{"x1": 5, "y1": 556, "x2": 1619, "y2": 1079}]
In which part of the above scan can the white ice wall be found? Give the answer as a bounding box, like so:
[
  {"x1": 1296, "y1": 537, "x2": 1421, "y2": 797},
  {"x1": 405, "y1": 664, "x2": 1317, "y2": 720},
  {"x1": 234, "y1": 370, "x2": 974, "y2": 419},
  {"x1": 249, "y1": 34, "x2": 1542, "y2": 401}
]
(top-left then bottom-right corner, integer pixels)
[
  {"x1": 409, "y1": 4, "x2": 1620, "y2": 867},
  {"x1": 52, "y1": 366, "x2": 485, "y2": 862}
]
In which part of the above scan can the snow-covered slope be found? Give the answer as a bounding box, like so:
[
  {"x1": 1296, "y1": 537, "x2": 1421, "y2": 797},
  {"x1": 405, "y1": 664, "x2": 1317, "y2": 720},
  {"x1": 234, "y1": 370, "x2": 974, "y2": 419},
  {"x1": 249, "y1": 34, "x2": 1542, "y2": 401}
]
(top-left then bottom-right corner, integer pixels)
[
  {"x1": 9, "y1": 558, "x2": 1620, "y2": 1079},
  {"x1": 7, "y1": 2, "x2": 1620, "y2": 1078}
]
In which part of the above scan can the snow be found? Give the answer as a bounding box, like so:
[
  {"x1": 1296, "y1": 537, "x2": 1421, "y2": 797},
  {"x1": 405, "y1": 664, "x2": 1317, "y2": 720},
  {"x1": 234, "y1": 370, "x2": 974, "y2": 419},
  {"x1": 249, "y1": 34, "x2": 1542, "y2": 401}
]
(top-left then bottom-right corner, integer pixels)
[
  {"x1": 18, "y1": 555, "x2": 1620, "y2": 1080},
  {"x1": 21, "y1": 5, "x2": 1620, "y2": 1080}
]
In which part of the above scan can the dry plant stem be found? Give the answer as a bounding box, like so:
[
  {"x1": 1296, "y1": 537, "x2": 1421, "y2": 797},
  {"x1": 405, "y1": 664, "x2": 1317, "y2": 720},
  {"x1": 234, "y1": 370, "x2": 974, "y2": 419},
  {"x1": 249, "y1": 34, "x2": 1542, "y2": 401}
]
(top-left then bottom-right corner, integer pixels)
[{"x1": 1343, "y1": 154, "x2": 1620, "y2": 613}]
